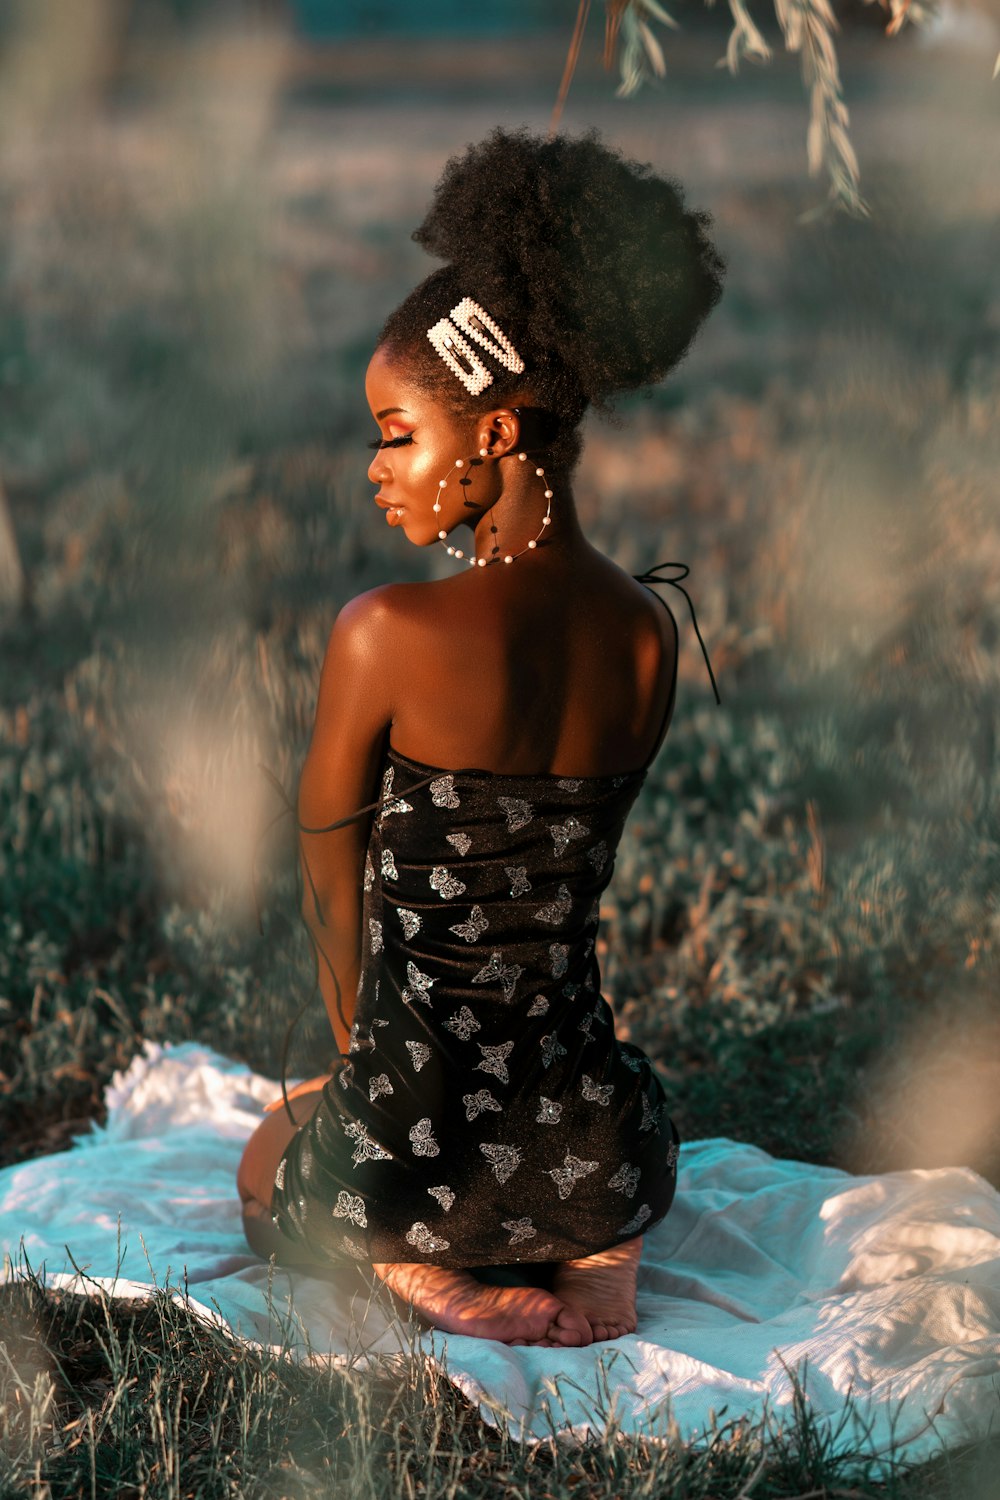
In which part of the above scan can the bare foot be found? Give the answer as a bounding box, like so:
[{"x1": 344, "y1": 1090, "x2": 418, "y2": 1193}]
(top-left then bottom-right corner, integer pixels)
[
  {"x1": 372, "y1": 1262, "x2": 593, "y2": 1346},
  {"x1": 551, "y1": 1235, "x2": 644, "y2": 1342}
]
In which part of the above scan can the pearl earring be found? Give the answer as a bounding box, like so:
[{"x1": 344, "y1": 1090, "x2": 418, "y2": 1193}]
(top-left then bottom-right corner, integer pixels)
[{"x1": 434, "y1": 448, "x2": 553, "y2": 567}]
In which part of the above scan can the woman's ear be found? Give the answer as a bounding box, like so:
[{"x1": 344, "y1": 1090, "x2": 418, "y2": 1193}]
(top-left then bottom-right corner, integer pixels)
[{"x1": 480, "y1": 408, "x2": 521, "y2": 458}]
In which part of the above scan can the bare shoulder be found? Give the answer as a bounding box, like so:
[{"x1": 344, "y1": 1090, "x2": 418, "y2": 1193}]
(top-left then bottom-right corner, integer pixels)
[
  {"x1": 595, "y1": 552, "x2": 680, "y2": 659},
  {"x1": 328, "y1": 581, "x2": 397, "y2": 641},
  {"x1": 340, "y1": 574, "x2": 469, "y2": 637}
]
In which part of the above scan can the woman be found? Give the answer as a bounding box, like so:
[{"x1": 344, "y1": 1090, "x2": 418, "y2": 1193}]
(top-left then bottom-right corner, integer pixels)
[{"x1": 238, "y1": 125, "x2": 725, "y2": 1349}]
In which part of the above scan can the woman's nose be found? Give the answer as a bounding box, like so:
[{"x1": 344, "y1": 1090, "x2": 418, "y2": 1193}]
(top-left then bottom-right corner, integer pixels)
[{"x1": 368, "y1": 453, "x2": 387, "y2": 485}]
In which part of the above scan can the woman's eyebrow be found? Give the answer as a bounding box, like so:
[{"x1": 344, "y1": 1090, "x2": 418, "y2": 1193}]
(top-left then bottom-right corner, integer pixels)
[{"x1": 376, "y1": 406, "x2": 410, "y2": 421}]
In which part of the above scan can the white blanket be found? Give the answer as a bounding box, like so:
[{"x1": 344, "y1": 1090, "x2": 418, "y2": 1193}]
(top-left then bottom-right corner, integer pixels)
[{"x1": 3, "y1": 1040, "x2": 1000, "y2": 1471}]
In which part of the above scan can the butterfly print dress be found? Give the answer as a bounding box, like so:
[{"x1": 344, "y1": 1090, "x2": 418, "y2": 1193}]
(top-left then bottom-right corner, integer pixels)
[{"x1": 269, "y1": 564, "x2": 721, "y2": 1269}]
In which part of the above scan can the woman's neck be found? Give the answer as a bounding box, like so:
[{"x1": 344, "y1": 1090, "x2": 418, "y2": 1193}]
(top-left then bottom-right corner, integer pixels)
[{"x1": 469, "y1": 472, "x2": 584, "y2": 563}]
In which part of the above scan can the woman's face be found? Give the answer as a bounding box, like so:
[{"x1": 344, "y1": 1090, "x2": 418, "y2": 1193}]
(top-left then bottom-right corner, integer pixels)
[{"x1": 365, "y1": 343, "x2": 488, "y2": 548}]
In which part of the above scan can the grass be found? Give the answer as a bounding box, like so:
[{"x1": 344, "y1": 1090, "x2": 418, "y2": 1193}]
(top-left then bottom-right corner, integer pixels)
[
  {"x1": 2, "y1": 16, "x2": 1000, "y2": 1499},
  {"x1": 3, "y1": 1263, "x2": 1000, "y2": 1499}
]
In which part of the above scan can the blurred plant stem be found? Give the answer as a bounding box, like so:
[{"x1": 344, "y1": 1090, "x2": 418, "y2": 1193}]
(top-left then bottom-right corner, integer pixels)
[{"x1": 0, "y1": 471, "x2": 25, "y2": 620}]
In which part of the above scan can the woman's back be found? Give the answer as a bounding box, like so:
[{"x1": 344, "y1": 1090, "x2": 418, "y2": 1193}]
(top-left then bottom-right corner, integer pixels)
[{"x1": 382, "y1": 544, "x2": 679, "y2": 780}]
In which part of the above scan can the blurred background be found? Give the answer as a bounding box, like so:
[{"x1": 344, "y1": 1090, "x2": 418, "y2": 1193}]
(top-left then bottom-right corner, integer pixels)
[{"x1": 0, "y1": 0, "x2": 998, "y2": 1185}]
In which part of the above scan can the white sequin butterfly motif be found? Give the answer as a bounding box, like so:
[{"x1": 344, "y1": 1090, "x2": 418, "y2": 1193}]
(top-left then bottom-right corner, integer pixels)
[
  {"x1": 398, "y1": 908, "x2": 422, "y2": 940},
  {"x1": 449, "y1": 905, "x2": 489, "y2": 943},
  {"x1": 401, "y1": 961, "x2": 435, "y2": 1007},
  {"x1": 549, "y1": 943, "x2": 569, "y2": 978},
  {"x1": 430, "y1": 775, "x2": 460, "y2": 809},
  {"x1": 548, "y1": 1153, "x2": 599, "y2": 1200},
  {"x1": 446, "y1": 831, "x2": 472, "y2": 856},
  {"x1": 405, "y1": 1040, "x2": 431, "y2": 1072},
  {"x1": 463, "y1": 1089, "x2": 502, "y2": 1121},
  {"x1": 368, "y1": 918, "x2": 383, "y2": 955},
  {"x1": 378, "y1": 765, "x2": 412, "y2": 821},
  {"x1": 527, "y1": 995, "x2": 549, "y2": 1017},
  {"x1": 608, "y1": 1162, "x2": 641, "y2": 1198},
  {"x1": 549, "y1": 816, "x2": 589, "y2": 858},
  {"x1": 480, "y1": 1143, "x2": 521, "y2": 1184},
  {"x1": 369, "y1": 1074, "x2": 393, "y2": 1102},
  {"x1": 472, "y1": 950, "x2": 522, "y2": 1002},
  {"x1": 475, "y1": 1040, "x2": 514, "y2": 1083},
  {"x1": 536, "y1": 1097, "x2": 562, "y2": 1124},
  {"x1": 381, "y1": 848, "x2": 398, "y2": 881},
  {"x1": 344, "y1": 1120, "x2": 392, "y2": 1168},
  {"x1": 428, "y1": 1185, "x2": 455, "y2": 1211},
  {"x1": 581, "y1": 1074, "x2": 613, "y2": 1105},
  {"x1": 444, "y1": 1006, "x2": 481, "y2": 1041},
  {"x1": 405, "y1": 1221, "x2": 450, "y2": 1253},
  {"x1": 502, "y1": 1217, "x2": 537, "y2": 1245},
  {"x1": 505, "y1": 865, "x2": 531, "y2": 897},
  {"x1": 497, "y1": 796, "x2": 534, "y2": 833},
  {"x1": 640, "y1": 1093, "x2": 663, "y2": 1133},
  {"x1": 585, "y1": 841, "x2": 608, "y2": 873},
  {"x1": 534, "y1": 883, "x2": 572, "y2": 925},
  {"x1": 332, "y1": 1191, "x2": 367, "y2": 1228},
  {"x1": 540, "y1": 1033, "x2": 567, "y2": 1069},
  {"x1": 363, "y1": 852, "x2": 375, "y2": 891},
  {"x1": 619, "y1": 1203, "x2": 652, "y2": 1235},
  {"x1": 429, "y1": 865, "x2": 466, "y2": 899},
  {"x1": 409, "y1": 1118, "x2": 440, "y2": 1157}
]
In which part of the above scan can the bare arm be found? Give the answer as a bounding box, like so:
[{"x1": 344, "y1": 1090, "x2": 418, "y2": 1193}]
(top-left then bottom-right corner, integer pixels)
[{"x1": 296, "y1": 587, "x2": 397, "y2": 1057}]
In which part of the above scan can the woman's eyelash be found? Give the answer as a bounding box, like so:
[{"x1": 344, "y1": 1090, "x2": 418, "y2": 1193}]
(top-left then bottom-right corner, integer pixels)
[{"x1": 367, "y1": 434, "x2": 414, "y2": 449}]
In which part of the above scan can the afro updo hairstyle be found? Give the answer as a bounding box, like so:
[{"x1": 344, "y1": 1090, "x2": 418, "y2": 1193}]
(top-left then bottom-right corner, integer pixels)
[{"x1": 376, "y1": 125, "x2": 727, "y2": 476}]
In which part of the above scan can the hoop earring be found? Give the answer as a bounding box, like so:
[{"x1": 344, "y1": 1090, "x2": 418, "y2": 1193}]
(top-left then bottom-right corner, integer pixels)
[{"x1": 434, "y1": 450, "x2": 553, "y2": 568}]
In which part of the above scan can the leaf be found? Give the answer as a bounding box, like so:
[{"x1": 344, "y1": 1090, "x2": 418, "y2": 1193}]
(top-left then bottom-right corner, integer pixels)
[
  {"x1": 639, "y1": 0, "x2": 682, "y2": 31},
  {"x1": 638, "y1": 18, "x2": 667, "y2": 75}
]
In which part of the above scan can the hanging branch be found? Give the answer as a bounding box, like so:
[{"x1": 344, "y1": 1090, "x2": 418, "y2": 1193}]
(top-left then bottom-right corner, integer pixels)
[
  {"x1": 551, "y1": 0, "x2": 988, "y2": 221},
  {"x1": 550, "y1": 0, "x2": 594, "y2": 137},
  {"x1": 771, "y1": 0, "x2": 868, "y2": 220}
]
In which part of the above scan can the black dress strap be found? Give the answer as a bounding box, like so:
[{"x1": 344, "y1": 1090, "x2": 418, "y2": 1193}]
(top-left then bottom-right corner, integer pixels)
[{"x1": 632, "y1": 560, "x2": 723, "y2": 707}]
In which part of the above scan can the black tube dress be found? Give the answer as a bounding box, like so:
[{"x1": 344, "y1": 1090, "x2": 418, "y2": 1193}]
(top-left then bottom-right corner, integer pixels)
[{"x1": 269, "y1": 565, "x2": 721, "y2": 1269}]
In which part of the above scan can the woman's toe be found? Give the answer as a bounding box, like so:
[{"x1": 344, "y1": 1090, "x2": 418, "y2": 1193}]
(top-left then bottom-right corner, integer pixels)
[{"x1": 550, "y1": 1304, "x2": 594, "y2": 1346}]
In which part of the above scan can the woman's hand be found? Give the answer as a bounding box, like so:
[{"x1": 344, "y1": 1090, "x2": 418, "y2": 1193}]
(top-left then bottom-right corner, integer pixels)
[{"x1": 263, "y1": 1074, "x2": 334, "y2": 1114}]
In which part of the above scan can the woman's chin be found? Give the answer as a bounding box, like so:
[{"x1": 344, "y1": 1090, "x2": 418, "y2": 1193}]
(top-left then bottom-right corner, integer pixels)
[
  {"x1": 383, "y1": 509, "x2": 466, "y2": 553},
  {"x1": 386, "y1": 513, "x2": 450, "y2": 549}
]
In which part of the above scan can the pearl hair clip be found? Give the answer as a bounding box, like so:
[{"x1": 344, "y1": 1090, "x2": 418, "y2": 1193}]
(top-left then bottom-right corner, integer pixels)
[{"x1": 426, "y1": 297, "x2": 526, "y2": 395}]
